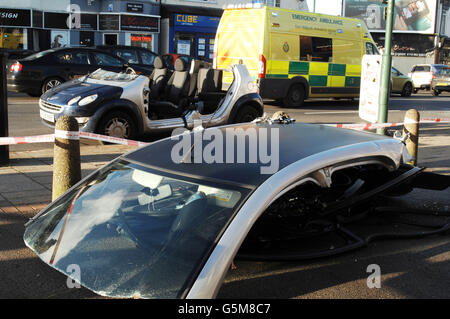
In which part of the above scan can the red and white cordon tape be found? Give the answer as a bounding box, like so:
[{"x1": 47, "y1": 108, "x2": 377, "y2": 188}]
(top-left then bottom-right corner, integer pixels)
[
  {"x1": 0, "y1": 130, "x2": 149, "y2": 147},
  {"x1": 326, "y1": 117, "x2": 450, "y2": 131},
  {"x1": 1, "y1": 117, "x2": 450, "y2": 146}
]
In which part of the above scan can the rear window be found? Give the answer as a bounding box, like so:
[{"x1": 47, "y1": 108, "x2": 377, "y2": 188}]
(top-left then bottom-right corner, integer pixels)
[
  {"x1": 413, "y1": 66, "x2": 430, "y2": 72},
  {"x1": 21, "y1": 49, "x2": 56, "y2": 61},
  {"x1": 435, "y1": 67, "x2": 450, "y2": 76}
]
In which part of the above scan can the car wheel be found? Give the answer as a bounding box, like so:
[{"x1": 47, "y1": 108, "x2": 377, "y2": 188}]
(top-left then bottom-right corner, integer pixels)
[
  {"x1": 432, "y1": 89, "x2": 440, "y2": 96},
  {"x1": 42, "y1": 78, "x2": 63, "y2": 94},
  {"x1": 401, "y1": 82, "x2": 413, "y2": 97},
  {"x1": 283, "y1": 84, "x2": 305, "y2": 108},
  {"x1": 98, "y1": 111, "x2": 137, "y2": 140},
  {"x1": 232, "y1": 105, "x2": 260, "y2": 124}
]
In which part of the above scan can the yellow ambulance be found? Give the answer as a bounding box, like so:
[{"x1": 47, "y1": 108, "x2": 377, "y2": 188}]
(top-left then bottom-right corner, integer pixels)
[{"x1": 213, "y1": 5, "x2": 379, "y2": 107}]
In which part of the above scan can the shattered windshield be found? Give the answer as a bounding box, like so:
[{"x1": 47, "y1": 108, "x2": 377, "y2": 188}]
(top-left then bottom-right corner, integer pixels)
[
  {"x1": 24, "y1": 160, "x2": 249, "y2": 298},
  {"x1": 88, "y1": 69, "x2": 139, "y2": 81}
]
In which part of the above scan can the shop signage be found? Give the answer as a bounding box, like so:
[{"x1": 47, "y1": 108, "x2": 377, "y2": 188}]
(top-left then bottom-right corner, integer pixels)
[
  {"x1": 99, "y1": 14, "x2": 120, "y2": 30},
  {"x1": 121, "y1": 14, "x2": 159, "y2": 32},
  {"x1": 131, "y1": 35, "x2": 152, "y2": 42},
  {"x1": 32, "y1": 10, "x2": 43, "y2": 28},
  {"x1": 0, "y1": 8, "x2": 31, "y2": 27},
  {"x1": 127, "y1": 3, "x2": 144, "y2": 13},
  {"x1": 44, "y1": 12, "x2": 69, "y2": 29},
  {"x1": 174, "y1": 14, "x2": 220, "y2": 28},
  {"x1": 80, "y1": 13, "x2": 98, "y2": 30}
]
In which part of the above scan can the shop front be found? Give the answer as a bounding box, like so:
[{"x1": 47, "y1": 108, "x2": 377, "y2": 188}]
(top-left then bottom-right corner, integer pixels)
[
  {"x1": 170, "y1": 14, "x2": 219, "y2": 62},
  {"x1": 1, "y1": 4, "x2": 160, "y2": 53},
  {"x1": 0, "y1": 8, "x2": 32, "y2": 50}
]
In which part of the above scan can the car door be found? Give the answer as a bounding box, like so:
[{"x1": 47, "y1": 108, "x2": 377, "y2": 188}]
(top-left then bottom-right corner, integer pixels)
[
  {"x1": 391, "y1": 67, "x2": 403, "y2": 92},
  {"x1": 90, "y1": 51, "x2": 125, "y2": 73},
  {"x1": 54, "y1": 50, "x2": 94, "y2": 81}
]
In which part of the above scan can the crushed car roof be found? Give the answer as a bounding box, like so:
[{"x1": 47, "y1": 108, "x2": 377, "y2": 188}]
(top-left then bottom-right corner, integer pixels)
[{"x1": 123, "y1": 122, "x2": 395, "y2": 188}]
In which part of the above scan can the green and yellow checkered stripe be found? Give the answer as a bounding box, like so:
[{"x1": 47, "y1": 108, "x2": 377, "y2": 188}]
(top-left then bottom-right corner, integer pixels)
[{"x1": 266, "y1": 61, "x2": 361, "y2": 88}]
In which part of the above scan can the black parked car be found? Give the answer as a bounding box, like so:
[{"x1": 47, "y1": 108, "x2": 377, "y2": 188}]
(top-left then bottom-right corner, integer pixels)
[
  {"x1": 7, "y1": 47, "x2": 130, "y2": 97},
  {"x1": 94, "y1": 45, "x2": 157, "y2": 75}
]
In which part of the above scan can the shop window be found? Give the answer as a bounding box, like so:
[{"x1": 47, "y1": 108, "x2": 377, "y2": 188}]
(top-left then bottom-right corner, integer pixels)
[
  {"x1": 56, "y1": 51, "x2": 91, "y2": 65},
  {"x1": 130, "y1": 34, "x2": 152, "y2": 50},
  {"x1": 265, "y1": 0, "x2": 281, "y2": 7},
  {"x1": 300, "y1": 36, "x2": 332, "y2": 62},
  {"x1": 0, "y1": 28, "x2": 26, "y2": 49}
]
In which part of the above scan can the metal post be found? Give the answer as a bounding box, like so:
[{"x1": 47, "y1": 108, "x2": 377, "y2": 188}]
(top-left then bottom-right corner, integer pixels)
[
  {"x1": 0, "y1": 53, "x2": 9, "y2": 166},
  {"x1": 377, "y1": 0, "x2": 395, "y2": 135},
  {"x1": 403, "y1": 109, "x2": 420, "y2": 166}
]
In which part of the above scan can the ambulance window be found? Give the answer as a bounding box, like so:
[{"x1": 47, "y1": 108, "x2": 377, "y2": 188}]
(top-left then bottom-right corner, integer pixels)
[
  {"x1": 300, "y1": 36, "x2": 332, "y2": 62},
  {"x1": 365, "y1": 43, "x2": 379, "y2": 55}
]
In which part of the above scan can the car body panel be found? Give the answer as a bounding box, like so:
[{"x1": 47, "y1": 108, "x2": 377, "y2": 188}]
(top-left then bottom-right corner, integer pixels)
[
  {"x1": 431, "y1": 66, "x2": 450, "y2": 93},
  {"x1": 409, "y1": 64, "x2": 448, "y2": 90},
  {"x1": 7, "y1": 48, "x2": 127, "y2": 95},
  {"x1": 39, "y1": 64, "x2": 263, "y2": 136},
  {"x1": 391, "y1": 67, "x2": 412, "y2": 95},
  {"x1": 23, "y1": 121, "x2": 409, "y2": 299}
]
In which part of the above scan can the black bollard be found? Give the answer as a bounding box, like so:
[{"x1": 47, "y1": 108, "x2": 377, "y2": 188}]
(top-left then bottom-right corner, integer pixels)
[{"x1": 0, "y1": 53, "x2": 9, "y2": 165}]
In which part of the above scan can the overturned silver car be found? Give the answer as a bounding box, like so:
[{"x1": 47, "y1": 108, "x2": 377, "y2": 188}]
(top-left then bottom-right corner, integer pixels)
[{"x1": 23, "y1": 118, "x2": 449, "y2": 298}]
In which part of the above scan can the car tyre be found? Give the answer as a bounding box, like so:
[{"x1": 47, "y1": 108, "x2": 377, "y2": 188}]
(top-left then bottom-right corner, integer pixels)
[
  {"x1": 432, "y1": 89, "x2": 441, "y2": 96},
  {"x1": 42, "y1": 77, "x2": 63, "y2": 94},
  {"x1": 97, "y1": 111, "x2": 137, "y2": 141},
  {"x1": 401, "y1": 82, "x2": 413, "y2": 97},
  {"x1": 232, "y1": 105, "x2": 260, "y2": 124},
  {"x1": 283, "y1": 84, "x2": 305, "y2": 108}
]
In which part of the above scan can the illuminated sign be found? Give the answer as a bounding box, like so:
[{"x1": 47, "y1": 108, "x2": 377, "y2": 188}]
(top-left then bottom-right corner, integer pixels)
[{"x1": 131, "y1": 35, "x2": 152, "y2": 42}]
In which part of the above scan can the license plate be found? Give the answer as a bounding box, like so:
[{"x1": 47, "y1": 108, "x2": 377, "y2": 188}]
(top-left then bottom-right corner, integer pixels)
[
  {"x1": 40, "y1": 109, "x2": 55, "y2": 123},
  {"x1": 437, "y1": 82, "x2": 448, "y2": 86}
]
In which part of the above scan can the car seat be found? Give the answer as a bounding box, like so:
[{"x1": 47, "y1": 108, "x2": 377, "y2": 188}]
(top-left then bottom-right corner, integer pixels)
[
  {"x1": 149, "y1": 58, "x2": 191, "y2": 118},
  {"x1": 195, "y1": 68, "x2": 224, "y2": 114},
  {"x1": 148, "y1": 56, "x2": 170, "y2": 100}
]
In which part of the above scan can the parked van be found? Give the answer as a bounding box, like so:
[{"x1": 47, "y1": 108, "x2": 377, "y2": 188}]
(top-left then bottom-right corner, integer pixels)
[{"x1": 214, "y1": 5, "x2": 378, "y2": 107}]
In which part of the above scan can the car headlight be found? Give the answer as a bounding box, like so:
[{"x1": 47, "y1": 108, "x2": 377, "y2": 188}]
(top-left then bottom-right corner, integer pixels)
[
  {"x1": 68, "y1": 96, "x2": 81, "y2": 106},
  {"x1": 78, "y1": 94, "x2": 98, "y2": 106}
]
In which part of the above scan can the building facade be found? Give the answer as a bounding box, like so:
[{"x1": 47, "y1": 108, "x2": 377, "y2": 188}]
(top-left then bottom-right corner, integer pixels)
[{"x1": 0, "y1": 0, "x2": 160, "y2": 52}]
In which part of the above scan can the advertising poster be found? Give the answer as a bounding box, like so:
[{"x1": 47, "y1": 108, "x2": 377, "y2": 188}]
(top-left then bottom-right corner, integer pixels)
[
  {"x1": 344, "y1": 0, "x2": 436, "y2": 34},
  {"x1": 177, "y1": 40, "x2": 191, "y2": 55},
  {"x1": 359, "y1": 54, "x2": 382, "y2": 123},
  {"x1": 50, "y1": 30, "x2": 69, "y2": 48}
]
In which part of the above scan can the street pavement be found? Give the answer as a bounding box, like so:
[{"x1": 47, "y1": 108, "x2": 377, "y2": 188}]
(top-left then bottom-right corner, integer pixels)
[{"x1": 0, "y1": 92, "x2": 449, "y2": 299}]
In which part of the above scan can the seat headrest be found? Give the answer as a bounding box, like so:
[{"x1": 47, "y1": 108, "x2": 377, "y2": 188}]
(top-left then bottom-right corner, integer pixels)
[
  {"x1": 174, "y1": 57, "x2": 187, "y2": 72},
  {"x1": 190, "y1": 59, "x2": 211, "y2": 74},
  {"x1": 154, "y1": 56, "x2": 165, "y2": 69}
]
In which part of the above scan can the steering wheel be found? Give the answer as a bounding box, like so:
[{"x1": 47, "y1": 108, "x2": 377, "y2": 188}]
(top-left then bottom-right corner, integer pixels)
[{"x1": 125, "y1": 67, "x2": 137, "y2": 75}]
